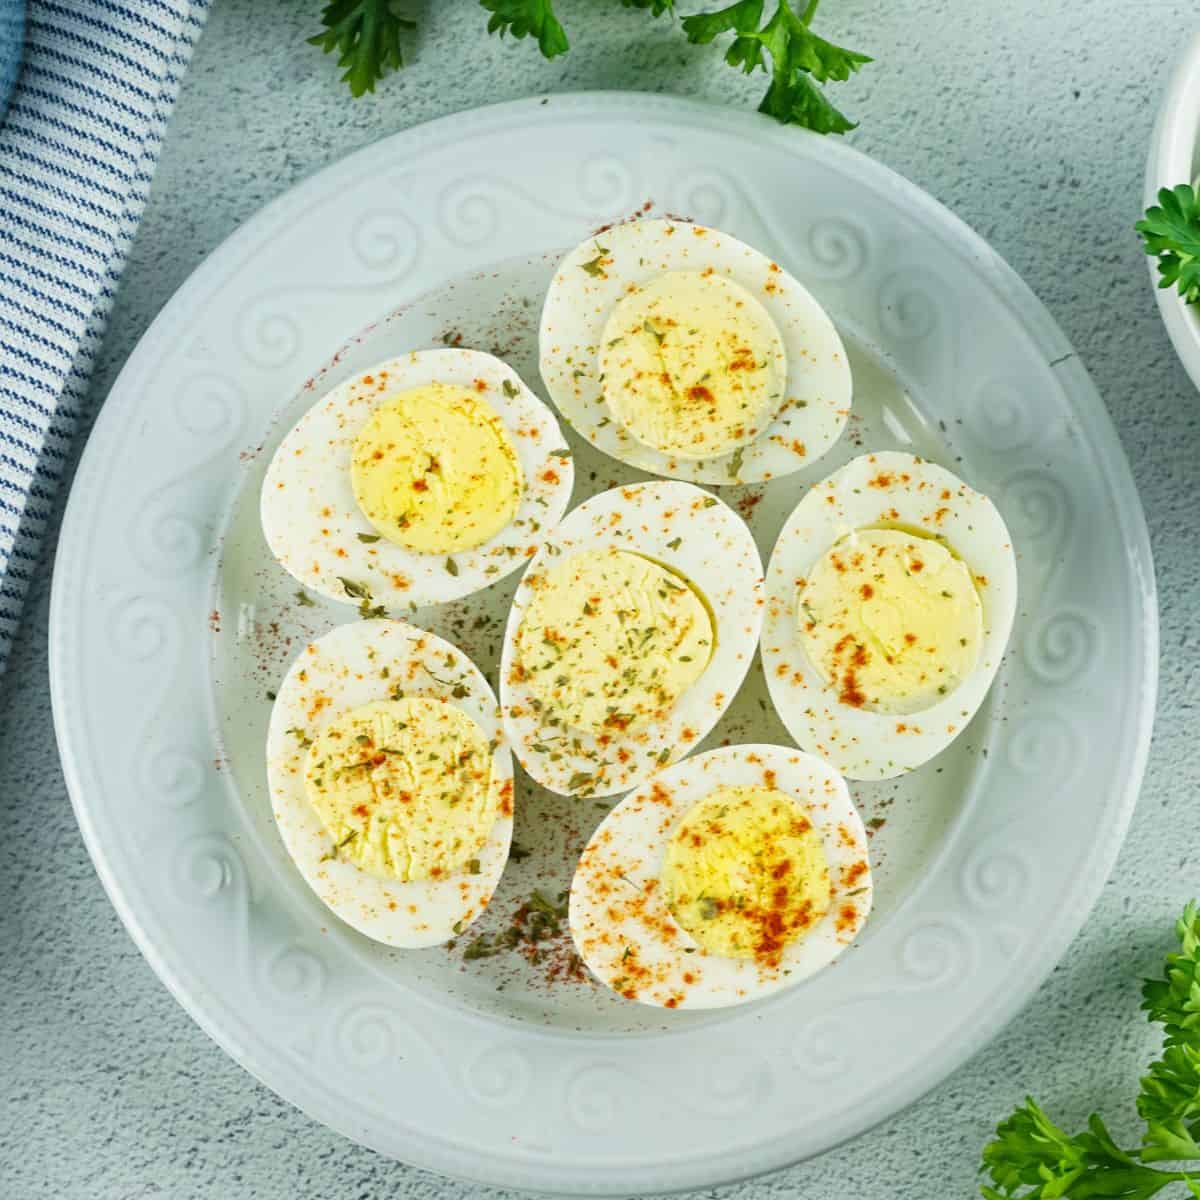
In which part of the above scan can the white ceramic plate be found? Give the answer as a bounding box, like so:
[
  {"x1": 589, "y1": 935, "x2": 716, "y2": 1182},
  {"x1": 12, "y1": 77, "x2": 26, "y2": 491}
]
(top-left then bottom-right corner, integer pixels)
[{"x1": 50, "y1": 94, "x2": 1156, "y2": 1196}]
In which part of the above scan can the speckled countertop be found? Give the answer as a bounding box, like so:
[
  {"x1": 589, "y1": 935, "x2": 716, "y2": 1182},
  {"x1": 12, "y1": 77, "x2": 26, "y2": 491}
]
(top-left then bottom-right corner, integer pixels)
[{"x1": 3, "y1": 2, "x2": 1199, "y2": 1196}]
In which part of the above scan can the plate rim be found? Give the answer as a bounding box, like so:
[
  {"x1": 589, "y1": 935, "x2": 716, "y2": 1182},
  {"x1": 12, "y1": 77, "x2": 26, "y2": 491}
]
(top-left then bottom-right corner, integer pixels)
[
  {"x1": 1143, "y1": 29, "x2": 1200, "y2": 393},
  {"x1": 50, "y1": 90, "x2": 1158, "y2": 1195}
]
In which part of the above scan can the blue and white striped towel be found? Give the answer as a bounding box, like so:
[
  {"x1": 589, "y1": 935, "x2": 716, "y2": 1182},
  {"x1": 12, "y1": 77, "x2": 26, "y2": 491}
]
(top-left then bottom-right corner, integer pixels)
[{"x1": 0, "y1": 0, "x2": 210, "y2": 674}]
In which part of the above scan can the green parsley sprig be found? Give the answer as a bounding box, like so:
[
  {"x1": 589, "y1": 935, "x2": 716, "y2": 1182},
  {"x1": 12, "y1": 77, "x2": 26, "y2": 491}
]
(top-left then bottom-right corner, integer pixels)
[
  {"x1": 481, "y1": 0, "x2": 569, "y2": 58},
  {"x1": 680, "y1": 0, "x2": 871, "y2": 134},
  {"x1": 1138, "y1": 186, "x2": 1200, "y2": 305},
  {"x1": 980, "y1": 902, "x2": 1200, "y2": 1199},
  {"x1": 309, "y1": 1, "x2": 871, "y2": 134},
  {"x1": 309, "y1": 0, "x2": 415, "y2": 97}
]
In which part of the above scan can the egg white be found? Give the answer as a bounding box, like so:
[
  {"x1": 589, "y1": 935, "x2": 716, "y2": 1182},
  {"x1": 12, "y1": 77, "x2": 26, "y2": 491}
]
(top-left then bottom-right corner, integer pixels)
[
  {"x1": 568, "y1": 744, "x2": 872, "y2": 1010},
  {"x1": 763, "y1": 451, "x2": 1018, "y2": 780},
  {"x1": 539, "y1": 218, "x2": 851, "y2": 485},
  {"x1": 266, "y1": 620, "x2": 513, "y2": 948},
  {"x1": 261, "y1": 349, "x2": 575, "y2": 610},
  {"x1": 499, "y1": 481, "x2": 764, "y2": 798}
]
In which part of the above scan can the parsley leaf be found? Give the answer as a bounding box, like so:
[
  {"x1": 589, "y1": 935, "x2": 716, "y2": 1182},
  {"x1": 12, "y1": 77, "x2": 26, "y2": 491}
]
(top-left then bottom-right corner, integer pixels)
[
  {"x1": 1138, "y1": 187, "x2": 1200, "y2": 305},
  {"x1": 1139, "y1": 905, "x2": 1200, "y2": 1163},
  {"x1": 311, "y1": 0, "x2": 872, "y2": 138},
  {"x1": 581, "y1": 249, "x2": 609, "y2": 277},
  {"x1": 682, "y1": 1, "x2": 871, "y2": 135},
  {"x1": 981, "y1": 1102, "x2": 1174, "y2": 1200},
  {"x1": 1144, "y1": 902, "x2": 1200, "y2": 1044},
  {"x1": 1139, "y1": 1044, "x2": 1200, "y2": 1163},
  {"x1": 480, "y1": 0, "x2": 569, "y2": 58},
  {"x1": 309, "y1": 0, "x2": 414, "y2": 97},
  {"x1": 980, "y1": 902, "x2": 1200, "y2": 1198},
  {"x1": 620, "y1": 0, "x2": 676, "y2": 15}
]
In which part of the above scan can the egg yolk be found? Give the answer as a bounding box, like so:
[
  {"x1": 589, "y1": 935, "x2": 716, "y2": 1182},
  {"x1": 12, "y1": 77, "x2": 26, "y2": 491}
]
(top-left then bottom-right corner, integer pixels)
[
  {"x1": 514, "y1": 548, "x2": 715, "y2": 734},
  {"x1": 303, "y1": 697, "x2": 496, "y2": 882},
  {"x1": 798, "y1": 527, "x2": 983, "y2": 714},
  {"x1": 351, "y1": 383, "x2": 523, "y2": 554},
  {"x1": 662, "y1": 786, "x2": 831, "y2": 965},
  {"x1": 598, "y1": 271, "x2": 786, "y2": 460}
]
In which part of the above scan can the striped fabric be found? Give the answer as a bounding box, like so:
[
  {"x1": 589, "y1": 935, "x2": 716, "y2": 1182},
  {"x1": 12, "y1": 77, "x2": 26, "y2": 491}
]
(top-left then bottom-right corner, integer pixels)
[{"x1": 0, "y1": 0, "x2": 210, "y2": 673}]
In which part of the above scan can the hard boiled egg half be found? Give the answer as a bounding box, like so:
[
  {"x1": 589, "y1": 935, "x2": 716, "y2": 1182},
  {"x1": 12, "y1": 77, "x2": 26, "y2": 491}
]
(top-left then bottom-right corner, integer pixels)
[
  {"x1": 763, "y1": 452, "x2": 1018, "y2": 780},
  {"x1": 569, "y1": 744, "x2": 872, "y2": 1010},
  {"x1": 539, "y1": 218, "x2": 851, "y2": 485},
  {"x1": 261, "y1": 348, "x2": 574, "y2": 610},
  {"x1": 266, "y1": 620, "x2": 513, "y2": 947},
  {"x1": 500, "y1": 480, "x2": 763, "y2": 798}
]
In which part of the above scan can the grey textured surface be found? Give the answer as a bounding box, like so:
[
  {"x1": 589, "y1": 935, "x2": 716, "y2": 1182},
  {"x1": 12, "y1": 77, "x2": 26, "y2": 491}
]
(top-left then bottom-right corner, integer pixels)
[{"x1": 2, "y1": 1, "x2": 1197, "y2": 1197}]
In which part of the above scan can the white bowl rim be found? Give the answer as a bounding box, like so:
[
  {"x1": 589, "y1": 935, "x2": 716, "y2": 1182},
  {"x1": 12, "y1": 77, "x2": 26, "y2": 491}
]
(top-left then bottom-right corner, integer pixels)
[{"x1": 1145, "y1": 30, "x2": 1200, "y2": 391}]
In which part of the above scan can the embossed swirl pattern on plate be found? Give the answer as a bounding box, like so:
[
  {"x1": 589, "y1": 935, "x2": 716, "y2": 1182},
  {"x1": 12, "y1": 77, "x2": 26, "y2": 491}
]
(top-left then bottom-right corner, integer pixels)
[
  {"x1": 109, "y1": 592, "x2": 214, "y2": 841},
  {"x1": 350, "y1": 208, "x2": 422, "y2": 273},
  {"x1": 896, "y1": 918, "x2": 975, "y2": 989},
  {"x1": 336, "y1": 1002, "x2": 405, "y2": 1070},
  {"x1": 144, "y1": 747, "x2": 209, "y2": 811},
  {"x1": 171, "y1": 832, "x2": 254, "y2": 976},
  {"x1": 464, "y1": 1045, "x2": 533, "y2": 1108},
  {"x1": 792, "y1": 1011, "x2": 855, "y2": 1081},
  {"x1": 669, "y1": 169, "x2": 737, "y2": 229},
  {"x1": 1002, "y1": 469, "x2": 1073, "y2": 573},
  {"x1": 563, "y1": 1051, "x2": 771, "y2": 1134},
  {"x1": 261, "y1": 940, "x2": 329, "y2": 1010},
  {"x1": 665, "y1": 166, "x2": 779, "y2": 248},
  {"x1": 960, "y1": 837, "x2": 1034, "y2": 914},
  {"x1": 964, "y1": 378, "x2": 1036, "y2": 453},
  {"x1": 565, "y1": 1063, "x2": 629, "y2": 1134},
  {"x1": 805, "y1": 217, "x2": 870, "y2": 282},
  {"x1": 1007, "y1": 711, "x2": 1083, "y2": 781},
  {"x1": 235, "y1": 209, "x2": 422, "y2": 369},
  {"x1": 877, "y1": 270, "x2": 943, "y2": 342},
  {"x1": 437, "y1": 157, "x2": 636, "y2": 248},
  {"x1": 1023, "y1": 608, "x2": 1099, "y2": 687},
  {"x1": 109, "y1": 593, "x2": 179, "y2": 665},
  {"x1": 695, "y1": 1050, "x2": 772, "y2": 1114},
  {"x1": 171, "y1": 833, "x2": 331, "y2": 1019},
  {"x1": 129, "y1": 371, "x2": 247, "y2": 577}
]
